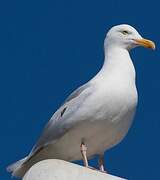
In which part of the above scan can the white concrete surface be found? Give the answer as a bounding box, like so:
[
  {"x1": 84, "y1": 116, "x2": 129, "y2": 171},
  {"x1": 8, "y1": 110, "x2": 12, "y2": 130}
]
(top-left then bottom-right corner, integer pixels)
[{"x1": 23, "y1": 159, "x2": 126, "y2": 180}]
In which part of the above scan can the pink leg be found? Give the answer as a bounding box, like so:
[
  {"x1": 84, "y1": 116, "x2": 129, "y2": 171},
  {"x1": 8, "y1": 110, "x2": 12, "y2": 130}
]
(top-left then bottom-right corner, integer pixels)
[
  {"x1": 80, "y1": 143, "x2": 89, "y2": 167},
  {"x1": 98, "y1": 154, "x2": 107, "y2": 173}
]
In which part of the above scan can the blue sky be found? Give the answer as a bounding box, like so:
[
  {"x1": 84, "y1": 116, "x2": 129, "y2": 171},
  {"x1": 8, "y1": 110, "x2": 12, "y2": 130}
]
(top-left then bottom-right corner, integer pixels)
[{"x1": 1, "y1": 0, "x2": 160, "y2": 179}]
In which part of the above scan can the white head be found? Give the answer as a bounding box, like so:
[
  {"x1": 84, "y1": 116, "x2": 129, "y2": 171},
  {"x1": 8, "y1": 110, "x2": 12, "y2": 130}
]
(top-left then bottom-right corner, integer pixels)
[{"x1": 104, "y1": 24, "x2": 155, "y2": 51}]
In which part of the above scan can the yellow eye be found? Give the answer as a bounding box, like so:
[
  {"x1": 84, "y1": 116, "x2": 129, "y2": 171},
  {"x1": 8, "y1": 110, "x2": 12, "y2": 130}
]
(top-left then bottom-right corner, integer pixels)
[{"x1": 122, "y1": 30, "x2": 129, "y2": 35}]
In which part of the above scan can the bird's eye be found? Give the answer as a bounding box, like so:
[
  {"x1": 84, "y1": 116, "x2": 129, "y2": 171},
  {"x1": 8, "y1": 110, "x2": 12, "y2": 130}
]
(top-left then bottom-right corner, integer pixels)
[{"x1": 121, "y1": 30, "x2": 129, "y2": 35}]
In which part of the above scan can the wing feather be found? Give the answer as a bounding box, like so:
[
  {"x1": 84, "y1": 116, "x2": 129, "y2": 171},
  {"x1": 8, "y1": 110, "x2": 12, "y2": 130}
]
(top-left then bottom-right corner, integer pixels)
[{"x1": 29, "y1": 82, "x2": 92, "y2": 156}]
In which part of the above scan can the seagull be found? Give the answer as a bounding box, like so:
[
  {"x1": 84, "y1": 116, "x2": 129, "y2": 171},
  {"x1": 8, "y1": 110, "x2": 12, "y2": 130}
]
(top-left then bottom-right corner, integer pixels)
[{"x1": 7, "y1": 24, "x2": 155, "y2": 178}]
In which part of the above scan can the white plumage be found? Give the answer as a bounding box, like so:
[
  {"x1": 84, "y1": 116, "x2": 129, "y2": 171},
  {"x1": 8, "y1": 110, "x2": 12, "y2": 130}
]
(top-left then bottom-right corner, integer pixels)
[{"x1": 7, "y1": 24, "x2": 155, "y2": 178}]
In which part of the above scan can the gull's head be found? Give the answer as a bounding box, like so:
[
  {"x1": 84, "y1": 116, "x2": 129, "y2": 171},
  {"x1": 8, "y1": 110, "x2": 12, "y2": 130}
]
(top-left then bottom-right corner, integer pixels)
[{"x1": 105, "y1": 24, "x2": 155, "y2": 50}]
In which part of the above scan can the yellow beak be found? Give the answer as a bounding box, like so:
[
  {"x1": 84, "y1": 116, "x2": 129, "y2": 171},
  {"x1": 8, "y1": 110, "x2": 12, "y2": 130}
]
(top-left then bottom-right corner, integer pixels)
[{"x1": 134, "y1": 38, "x2": 155, "y2": 50}]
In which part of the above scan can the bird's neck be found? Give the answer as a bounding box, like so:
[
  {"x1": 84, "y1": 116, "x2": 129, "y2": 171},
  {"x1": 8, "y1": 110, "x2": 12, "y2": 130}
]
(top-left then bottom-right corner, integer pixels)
[{"x1": 93, "y1": 46, "x2": 136, "y2": 84}]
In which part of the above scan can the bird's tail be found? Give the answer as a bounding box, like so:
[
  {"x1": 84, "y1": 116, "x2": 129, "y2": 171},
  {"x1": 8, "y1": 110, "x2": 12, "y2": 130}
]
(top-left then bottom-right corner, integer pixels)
[{"x1": 7, "y1": 156, "x2": 29, "y2": 178}]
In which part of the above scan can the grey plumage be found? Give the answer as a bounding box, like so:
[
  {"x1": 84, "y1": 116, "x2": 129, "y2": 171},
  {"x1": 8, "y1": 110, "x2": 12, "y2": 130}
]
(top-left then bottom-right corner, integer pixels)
[{"x1": 32, "y1": 82, "x2": 92, "y2": 154}]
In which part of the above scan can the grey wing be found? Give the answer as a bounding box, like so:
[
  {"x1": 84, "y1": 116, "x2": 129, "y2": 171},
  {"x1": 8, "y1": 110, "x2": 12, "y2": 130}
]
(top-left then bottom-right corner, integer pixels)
[{"x1": 29, "y1": 82, "x2": 92, "y2": 156}]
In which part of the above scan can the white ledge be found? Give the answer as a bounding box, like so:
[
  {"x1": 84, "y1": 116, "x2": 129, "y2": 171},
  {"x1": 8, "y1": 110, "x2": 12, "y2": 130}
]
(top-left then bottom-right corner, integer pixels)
[{"x1": 23, "y1": 159, "x2": 126, "y2": 180}]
